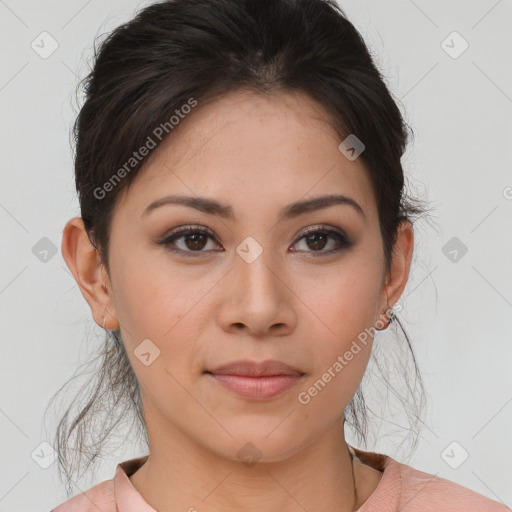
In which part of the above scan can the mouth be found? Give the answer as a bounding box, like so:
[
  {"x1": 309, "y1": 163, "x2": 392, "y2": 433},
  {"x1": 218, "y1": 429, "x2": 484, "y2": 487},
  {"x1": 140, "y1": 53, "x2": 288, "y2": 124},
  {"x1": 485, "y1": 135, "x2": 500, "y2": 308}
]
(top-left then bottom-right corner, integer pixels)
[{"x1": 204, "y1": 359, "x2": 306, "y2": 401}]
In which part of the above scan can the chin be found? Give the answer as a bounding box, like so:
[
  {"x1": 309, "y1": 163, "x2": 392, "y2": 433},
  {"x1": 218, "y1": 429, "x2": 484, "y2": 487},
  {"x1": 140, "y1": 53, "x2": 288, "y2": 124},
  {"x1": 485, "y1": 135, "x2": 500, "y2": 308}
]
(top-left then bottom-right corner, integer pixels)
[{"x1": 199, "y1": 425, "x2": 308, "y2": 465}]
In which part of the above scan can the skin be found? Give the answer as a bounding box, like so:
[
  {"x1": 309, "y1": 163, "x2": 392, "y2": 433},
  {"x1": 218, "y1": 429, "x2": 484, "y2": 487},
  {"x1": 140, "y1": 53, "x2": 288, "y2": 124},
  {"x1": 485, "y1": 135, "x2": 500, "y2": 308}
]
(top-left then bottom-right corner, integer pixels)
[{"x1": 62, "y1": 88, "x2": 414, "y2": 512}]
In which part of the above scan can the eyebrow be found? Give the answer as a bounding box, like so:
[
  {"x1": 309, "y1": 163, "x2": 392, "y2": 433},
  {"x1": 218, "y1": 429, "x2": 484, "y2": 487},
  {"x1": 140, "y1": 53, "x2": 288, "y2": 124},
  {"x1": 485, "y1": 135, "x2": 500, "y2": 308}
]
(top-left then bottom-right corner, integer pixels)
[{"x1": 142, "y1": 193, "x2": 366, "y2": 222}]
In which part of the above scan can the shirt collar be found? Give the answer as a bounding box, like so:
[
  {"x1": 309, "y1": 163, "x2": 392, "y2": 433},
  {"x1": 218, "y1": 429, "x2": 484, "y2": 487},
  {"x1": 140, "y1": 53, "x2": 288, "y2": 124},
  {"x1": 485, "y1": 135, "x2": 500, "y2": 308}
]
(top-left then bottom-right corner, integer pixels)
[{"x1": 114, "y1": 455, "x2": 156, "y2": 512}]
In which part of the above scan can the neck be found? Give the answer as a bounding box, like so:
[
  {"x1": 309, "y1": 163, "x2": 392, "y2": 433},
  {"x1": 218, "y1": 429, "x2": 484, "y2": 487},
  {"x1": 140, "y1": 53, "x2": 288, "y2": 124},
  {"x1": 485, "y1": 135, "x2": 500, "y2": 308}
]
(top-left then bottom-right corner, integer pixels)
[{"x1": 129, "y1": 413, "x2": 359, "y2": 512}]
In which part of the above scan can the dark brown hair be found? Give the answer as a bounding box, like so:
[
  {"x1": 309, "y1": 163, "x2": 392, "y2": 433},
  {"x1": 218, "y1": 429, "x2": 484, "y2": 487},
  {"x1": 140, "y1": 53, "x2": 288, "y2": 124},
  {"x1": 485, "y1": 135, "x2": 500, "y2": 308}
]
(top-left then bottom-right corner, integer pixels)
[{"x1": 46, "y1": 0, "x2": 432, "y2": 495}]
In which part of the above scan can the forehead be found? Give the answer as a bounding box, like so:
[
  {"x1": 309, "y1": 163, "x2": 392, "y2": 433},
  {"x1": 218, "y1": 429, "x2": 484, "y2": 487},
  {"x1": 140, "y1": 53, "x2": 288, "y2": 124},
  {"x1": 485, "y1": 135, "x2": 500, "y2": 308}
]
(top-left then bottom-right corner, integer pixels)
[{"x1": 116, "y1": 89, "x2": 377, "y2": 222}]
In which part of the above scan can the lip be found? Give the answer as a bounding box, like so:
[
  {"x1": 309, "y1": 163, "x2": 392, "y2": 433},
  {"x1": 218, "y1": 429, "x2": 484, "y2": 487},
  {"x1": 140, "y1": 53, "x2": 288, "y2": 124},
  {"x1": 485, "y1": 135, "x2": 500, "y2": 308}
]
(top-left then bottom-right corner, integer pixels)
[
  {"x1": 207, "y1": 359, "x2": 304, "y2": 377},
  {"x1": 205, "y1": 359, "x2": 305, "y2": 401}
]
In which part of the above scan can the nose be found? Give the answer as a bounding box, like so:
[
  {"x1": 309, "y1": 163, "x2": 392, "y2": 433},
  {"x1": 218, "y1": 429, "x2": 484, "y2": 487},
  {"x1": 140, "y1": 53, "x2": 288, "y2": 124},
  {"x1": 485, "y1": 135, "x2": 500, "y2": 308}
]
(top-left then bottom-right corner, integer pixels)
[{"x1": 216, "y1": 250, "x2": 297, "y2": 338}]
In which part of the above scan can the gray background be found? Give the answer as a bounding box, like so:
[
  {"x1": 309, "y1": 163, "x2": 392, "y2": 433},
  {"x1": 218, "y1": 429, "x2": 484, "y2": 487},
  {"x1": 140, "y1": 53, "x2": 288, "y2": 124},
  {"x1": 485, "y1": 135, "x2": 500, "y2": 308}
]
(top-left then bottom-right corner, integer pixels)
[{"x1": 1, "y1": 0, "x2": 511, "y2": 510}]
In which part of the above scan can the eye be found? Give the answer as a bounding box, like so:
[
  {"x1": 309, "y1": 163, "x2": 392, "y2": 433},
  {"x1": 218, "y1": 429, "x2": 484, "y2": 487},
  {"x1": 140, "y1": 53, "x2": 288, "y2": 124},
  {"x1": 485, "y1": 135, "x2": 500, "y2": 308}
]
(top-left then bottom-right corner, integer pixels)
[
  {"x1": 157, "y1": 224, "x2": 222, "y2": 256},
  {"x1": 291, "y1": 225, "x2": 353, "y2": 255},
  {"x1": 157, "y1": 224, "x2": 353, "y2": 257}
]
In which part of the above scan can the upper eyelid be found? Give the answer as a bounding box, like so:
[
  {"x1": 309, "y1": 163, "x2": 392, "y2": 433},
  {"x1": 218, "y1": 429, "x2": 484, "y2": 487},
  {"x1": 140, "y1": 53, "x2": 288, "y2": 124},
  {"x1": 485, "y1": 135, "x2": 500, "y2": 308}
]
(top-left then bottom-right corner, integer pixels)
[{"x1": 163, "y1": 223, "x2": 345, "y2": 239}]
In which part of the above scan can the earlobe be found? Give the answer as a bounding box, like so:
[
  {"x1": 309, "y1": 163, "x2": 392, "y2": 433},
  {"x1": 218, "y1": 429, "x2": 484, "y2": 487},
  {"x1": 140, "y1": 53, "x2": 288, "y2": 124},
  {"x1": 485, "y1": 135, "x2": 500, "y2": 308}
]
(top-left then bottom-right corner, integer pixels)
[{"x1": 61, "y1": 217, "x2": 119, "y2": 329}]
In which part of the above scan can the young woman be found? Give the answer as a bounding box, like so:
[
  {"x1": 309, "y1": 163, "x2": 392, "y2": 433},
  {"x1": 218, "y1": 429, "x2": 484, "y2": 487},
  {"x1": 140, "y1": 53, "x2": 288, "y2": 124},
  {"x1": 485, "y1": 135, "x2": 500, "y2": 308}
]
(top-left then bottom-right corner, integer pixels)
[{"x1": 50, "y1": 0, "x2": 510, "y2": 510}]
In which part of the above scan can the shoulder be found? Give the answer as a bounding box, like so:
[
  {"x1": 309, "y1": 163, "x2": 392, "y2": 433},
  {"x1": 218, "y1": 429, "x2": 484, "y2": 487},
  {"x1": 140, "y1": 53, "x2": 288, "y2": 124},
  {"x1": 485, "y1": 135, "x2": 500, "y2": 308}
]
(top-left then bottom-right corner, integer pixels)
[
  {"x1": 351, "y1": 446, "x2": 510, "y2": 512},
  {"x1": 395, "y1": 459, "x2": 510, "y2": 511},
  {"x1": 50, "y1": 478, "x2": 116, "y2": 512}
]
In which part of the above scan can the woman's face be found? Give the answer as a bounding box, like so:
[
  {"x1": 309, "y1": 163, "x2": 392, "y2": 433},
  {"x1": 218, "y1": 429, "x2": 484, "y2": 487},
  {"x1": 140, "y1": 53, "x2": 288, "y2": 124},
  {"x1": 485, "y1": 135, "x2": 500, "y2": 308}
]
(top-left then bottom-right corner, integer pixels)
[{"x1": 72, "y1": 89, "x2": 412, "y2": 462}]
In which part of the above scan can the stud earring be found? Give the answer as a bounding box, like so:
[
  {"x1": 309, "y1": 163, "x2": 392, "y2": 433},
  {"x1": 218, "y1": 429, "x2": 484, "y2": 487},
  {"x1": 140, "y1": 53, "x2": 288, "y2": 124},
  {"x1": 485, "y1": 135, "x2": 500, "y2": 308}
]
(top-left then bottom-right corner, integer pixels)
[{"x1": 376, "y1": 304, "x2": 394, "y2": 331}]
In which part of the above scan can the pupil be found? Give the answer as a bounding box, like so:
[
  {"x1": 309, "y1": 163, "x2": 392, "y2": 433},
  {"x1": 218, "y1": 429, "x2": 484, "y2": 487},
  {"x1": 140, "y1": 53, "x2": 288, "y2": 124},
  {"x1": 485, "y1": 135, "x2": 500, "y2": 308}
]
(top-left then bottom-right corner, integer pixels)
[
  {"x1": 307, "y1": 233, "x2": 327, "y2": 250},
  {"x1": 186, "y1": 233, "x2": 207, "y2": 250}
]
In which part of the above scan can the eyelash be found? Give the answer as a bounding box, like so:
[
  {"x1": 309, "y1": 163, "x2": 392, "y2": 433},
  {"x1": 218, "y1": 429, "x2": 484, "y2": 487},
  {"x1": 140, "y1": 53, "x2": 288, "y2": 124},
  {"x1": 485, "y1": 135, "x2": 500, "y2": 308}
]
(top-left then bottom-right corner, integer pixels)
[{"x1": 157, "y1": 224, "x2": 353, "y2": 257}]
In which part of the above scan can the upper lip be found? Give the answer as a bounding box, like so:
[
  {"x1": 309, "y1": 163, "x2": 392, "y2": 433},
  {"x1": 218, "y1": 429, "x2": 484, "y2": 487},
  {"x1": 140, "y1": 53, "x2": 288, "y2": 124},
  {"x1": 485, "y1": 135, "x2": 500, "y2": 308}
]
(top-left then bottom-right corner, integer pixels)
[{"x1": 206, "y1": 359, "x2": 304, "y2": 377}]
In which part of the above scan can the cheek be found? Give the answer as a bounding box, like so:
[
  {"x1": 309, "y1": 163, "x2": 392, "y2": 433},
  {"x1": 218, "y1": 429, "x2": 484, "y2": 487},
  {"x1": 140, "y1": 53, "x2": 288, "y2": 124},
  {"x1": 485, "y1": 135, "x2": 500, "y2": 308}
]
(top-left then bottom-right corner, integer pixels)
[
  {"x1": 109, "y1": 245, "x2": 196, "y2": 339},
  {"x1": 110, "y1": 251, "x2": 214, "y2": 389},
  {"x1": 291, "y1": 256, "x2": 380, "y2": 408},
  {"x1": 296, "y1": 327, "x2": 374, "y2": 423},
  {"x1": 293, "y1": 253, "x2": 381, "y2": 342}
]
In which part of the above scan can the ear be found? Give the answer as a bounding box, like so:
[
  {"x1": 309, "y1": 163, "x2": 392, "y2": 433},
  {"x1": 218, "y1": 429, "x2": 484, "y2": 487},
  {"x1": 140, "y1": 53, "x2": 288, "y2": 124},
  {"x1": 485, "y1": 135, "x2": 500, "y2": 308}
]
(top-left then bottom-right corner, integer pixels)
[
  {"x1": 378, "y1": 219, "x2": 414, "y2": 324},
  {"x1": 61, "y1": 217, "x2": 119, "y2": 330}
]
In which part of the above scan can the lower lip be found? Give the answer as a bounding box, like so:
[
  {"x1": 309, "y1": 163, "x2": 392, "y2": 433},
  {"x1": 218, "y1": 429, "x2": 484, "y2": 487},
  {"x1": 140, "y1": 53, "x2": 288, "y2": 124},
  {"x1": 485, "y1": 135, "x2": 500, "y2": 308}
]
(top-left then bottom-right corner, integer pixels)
[{"x1": 206, "y1": 373, "x2": 305, "y2": 400}]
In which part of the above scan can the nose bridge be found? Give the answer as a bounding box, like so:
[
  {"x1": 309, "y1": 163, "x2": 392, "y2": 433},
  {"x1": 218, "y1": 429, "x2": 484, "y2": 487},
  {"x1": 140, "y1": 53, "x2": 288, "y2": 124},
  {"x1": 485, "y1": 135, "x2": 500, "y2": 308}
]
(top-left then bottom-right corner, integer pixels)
[
  {"x1": 234, "y1": 240, "x2": 280, "y2": 301},
  {"x1": 215, "y1": 230, "x2": 298, "y2": 336},
  {"x1": 226, "y1": 237, "x2": 292, "y2": 328}
]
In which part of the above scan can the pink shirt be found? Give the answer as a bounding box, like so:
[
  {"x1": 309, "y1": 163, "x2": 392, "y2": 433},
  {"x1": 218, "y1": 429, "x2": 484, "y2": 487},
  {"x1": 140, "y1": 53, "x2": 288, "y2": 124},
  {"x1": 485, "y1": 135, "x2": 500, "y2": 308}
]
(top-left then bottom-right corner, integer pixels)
[{"x1": 51, "y1": 447, "x2": 511, "y2": 511}]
